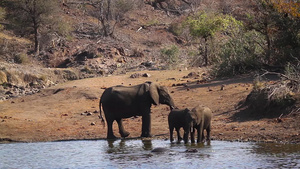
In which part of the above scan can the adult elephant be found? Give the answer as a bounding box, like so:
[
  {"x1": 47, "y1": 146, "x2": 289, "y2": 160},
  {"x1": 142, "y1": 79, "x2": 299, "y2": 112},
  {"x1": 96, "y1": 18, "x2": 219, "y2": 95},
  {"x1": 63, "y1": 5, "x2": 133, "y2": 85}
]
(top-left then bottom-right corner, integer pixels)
[
  {"x1": 183, "y1": 105, "x2": 212, "y2": 144},
  {"x1": 99, "y1": 81, "x2": 176, "y2": 139}
]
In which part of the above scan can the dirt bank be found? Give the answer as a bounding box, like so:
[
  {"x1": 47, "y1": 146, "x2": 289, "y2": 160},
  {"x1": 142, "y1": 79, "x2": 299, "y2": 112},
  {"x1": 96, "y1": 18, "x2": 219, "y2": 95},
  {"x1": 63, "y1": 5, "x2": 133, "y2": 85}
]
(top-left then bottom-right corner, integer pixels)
[{"x1": 0, "y1": 69, "x2": 299, "y2": 144}]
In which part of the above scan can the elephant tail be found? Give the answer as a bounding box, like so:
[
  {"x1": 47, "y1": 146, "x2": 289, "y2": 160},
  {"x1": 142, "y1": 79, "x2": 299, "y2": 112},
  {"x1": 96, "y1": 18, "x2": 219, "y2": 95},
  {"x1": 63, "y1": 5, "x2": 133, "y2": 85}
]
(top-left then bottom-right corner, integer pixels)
[{"x1": 99, "y1": 100, "x2": 105, "y2": 127}]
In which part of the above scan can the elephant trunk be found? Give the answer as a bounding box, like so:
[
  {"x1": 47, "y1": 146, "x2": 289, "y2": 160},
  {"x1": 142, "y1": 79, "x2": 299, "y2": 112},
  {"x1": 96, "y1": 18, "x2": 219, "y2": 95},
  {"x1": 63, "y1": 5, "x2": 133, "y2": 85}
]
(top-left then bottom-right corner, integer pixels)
[
  {"x1": 169, "y1": 98, "x2": 176, "y2": 110},
  {"x1": 190, "y1": 122, "x2": 194, "y2": 133}
]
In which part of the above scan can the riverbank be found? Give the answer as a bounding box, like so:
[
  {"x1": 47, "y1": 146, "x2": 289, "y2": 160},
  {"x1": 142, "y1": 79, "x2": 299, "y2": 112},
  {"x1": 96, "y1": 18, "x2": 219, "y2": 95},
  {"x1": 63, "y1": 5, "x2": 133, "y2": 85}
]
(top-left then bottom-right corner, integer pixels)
[{"x1": 1, "y1": 69, "x2": 299, "y2": 144}]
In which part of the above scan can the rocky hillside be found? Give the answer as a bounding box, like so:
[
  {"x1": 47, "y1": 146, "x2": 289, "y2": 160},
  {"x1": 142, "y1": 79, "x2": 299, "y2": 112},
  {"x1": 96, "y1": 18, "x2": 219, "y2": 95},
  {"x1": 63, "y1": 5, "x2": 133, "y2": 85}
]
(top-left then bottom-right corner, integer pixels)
[{"x1": 0, "y1": 0, "x2": 297, "y2": 101}]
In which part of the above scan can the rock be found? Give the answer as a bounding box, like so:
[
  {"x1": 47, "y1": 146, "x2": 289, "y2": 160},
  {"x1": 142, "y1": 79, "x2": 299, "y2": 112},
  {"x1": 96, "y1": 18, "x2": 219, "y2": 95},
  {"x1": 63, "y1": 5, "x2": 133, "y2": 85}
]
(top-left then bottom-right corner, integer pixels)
[
  {"x1": 141, "y1": 61, "x2": 154, "y2": 67},
  {"x1": 5, "y1": 91, "x2": 13, "y2": 95},
  {"x1": 151, "y1": 147, "x2": 169, "y2": 153},
  {"x1": 183, "y1": 72, "x2": 200, "y2": 78},
  {"x1": 185, "y1": 148, "x2": 198, "y2": 153},
  {"x1": 130, "y1": 73, "x2": 142, "y2": 78},
  {"x1": 142, "y1": 73, "x2": 151, "y2": 77},
  {"x1": 220, "y1": 84, "x2": 225, "y2": 90},
  {"x1": 62, "y1": 70, "x2": 78, "y2": 80},
  {"x1": 91, "y1": 122, "x2": 96, "y2": 125},
  {"x1": 130, "y1": 73, "x2": 151, "y2": 78}
]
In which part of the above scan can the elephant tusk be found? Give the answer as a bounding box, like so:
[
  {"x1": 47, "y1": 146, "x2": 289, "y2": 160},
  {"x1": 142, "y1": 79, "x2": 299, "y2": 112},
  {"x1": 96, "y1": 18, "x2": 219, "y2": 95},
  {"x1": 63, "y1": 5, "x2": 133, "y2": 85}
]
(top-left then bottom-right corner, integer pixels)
[{"x1": 170, "y1": 106, "x2": 176, "y2": 110}]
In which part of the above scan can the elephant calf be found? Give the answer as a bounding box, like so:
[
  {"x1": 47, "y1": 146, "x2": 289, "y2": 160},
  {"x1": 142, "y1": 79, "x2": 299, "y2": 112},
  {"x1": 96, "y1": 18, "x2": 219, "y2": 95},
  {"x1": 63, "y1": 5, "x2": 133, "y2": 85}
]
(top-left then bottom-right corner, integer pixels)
[
  {"x1": 186, "y1": 105, "x2": 212, "y2": 144},
  {"x1": 168, "y1": 108, "x2": 191, "y2": 143},
  {"x1": 168, "y1": 105, "x2": 212, "y2": 144}
]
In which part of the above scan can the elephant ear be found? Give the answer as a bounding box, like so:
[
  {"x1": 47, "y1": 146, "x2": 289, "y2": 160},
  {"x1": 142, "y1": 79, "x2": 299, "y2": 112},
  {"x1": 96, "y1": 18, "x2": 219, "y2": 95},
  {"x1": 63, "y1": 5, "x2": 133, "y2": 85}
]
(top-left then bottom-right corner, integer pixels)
[
  {"x1": 184, "y1": 108, "x2": 190, "y2": 113},
  {"x1": 191, "y1": 108, "x2": 199, "y2": 123},
  {"x1": 149, "y1": 82, "x2": 159, "y2": 105}
]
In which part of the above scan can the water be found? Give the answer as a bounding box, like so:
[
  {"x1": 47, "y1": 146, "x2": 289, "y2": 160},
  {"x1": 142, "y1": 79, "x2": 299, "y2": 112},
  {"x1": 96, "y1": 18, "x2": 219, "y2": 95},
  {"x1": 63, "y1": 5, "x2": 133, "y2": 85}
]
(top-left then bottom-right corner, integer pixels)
[{"x1": 1, "y1": 140, "x2": 299, "y2": 169}]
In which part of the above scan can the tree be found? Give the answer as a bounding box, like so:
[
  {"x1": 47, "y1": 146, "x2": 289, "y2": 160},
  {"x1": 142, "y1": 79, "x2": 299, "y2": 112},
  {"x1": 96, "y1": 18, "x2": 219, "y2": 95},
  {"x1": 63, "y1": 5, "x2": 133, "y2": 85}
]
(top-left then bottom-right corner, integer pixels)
[
  {"x1": 248, "y1": 0, "x2": 300, "y2": 65},
  {"x1": 186, "y1": 12, "x2": 243, "y2": 66},
  {"x1": 270, "y1": 0, "x2": 300, "y2": 18},
  {"x1": 89, "y1": 0, "x2": 136, "y2": 37},
  {"x1": 3, "y1": 0, "x2": 60, "y2": 55}
]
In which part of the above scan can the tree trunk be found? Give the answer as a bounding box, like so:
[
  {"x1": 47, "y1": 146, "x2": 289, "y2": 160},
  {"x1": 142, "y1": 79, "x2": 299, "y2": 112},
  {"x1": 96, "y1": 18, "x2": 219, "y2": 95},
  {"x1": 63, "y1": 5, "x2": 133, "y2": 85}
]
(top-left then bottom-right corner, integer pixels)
[
  {"x1": 33, "y1": 19, "x2": 39, "y2": 55},
  {"x1": 265, "y1": 20, "x2": 271, "y2": 64},
  {"x1": 204, "y1": 37, "x2": 208, "y2": 66},
  {"x1": 32, "y1": 0, "x2": 39, "y2": 55}
]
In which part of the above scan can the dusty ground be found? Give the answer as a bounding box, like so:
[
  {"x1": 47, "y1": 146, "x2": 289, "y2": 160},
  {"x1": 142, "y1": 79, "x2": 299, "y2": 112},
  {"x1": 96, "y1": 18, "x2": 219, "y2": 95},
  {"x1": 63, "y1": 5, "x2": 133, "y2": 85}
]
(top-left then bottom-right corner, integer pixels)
[{"x1": 0, "y1": 69, "x2": 299, "y2": 144}]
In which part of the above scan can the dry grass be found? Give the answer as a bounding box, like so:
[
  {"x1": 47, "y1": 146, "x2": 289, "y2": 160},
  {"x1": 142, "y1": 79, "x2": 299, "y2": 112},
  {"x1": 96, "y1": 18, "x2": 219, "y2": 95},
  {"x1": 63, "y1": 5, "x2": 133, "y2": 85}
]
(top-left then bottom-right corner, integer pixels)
[{"x1": 0, "y1": 32, "x2": 32, "y2": 44}]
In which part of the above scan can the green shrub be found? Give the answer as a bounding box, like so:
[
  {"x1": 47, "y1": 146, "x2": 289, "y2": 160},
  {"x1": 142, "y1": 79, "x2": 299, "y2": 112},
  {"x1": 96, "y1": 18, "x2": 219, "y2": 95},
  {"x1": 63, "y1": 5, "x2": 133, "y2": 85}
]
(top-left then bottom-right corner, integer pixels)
[
  {"x1": 169, "y1": 22, "x2": 183, "y2": 36},
  {"x1": 160, "y1": 45, "x2": 179, "y2": 68},
  {"x1": 212, "y1": 30, "x2": 265, "y2": 77},
  {"x1": 146, "y1": 19, "x2": 160, "y2": 27},
  {"x1": 185, "y1": 12, "x2": 244, "y2": 66}
]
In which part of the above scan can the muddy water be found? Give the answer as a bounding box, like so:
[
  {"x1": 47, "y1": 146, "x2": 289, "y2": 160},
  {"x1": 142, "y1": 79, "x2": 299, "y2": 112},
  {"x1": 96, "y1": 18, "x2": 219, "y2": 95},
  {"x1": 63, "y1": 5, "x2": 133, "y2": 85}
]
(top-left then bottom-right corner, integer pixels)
[{"x1": 1, "y1": 140, "x2": 299, "y2": 168}]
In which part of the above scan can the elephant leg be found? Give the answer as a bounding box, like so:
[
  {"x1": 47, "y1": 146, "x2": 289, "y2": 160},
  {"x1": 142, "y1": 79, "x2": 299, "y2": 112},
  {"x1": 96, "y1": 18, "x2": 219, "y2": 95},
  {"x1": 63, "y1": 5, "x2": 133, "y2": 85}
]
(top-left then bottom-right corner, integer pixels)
[
  {"x1": 176, "y1": 127, "x2": 182, "y2": 142},
  {"x1": 184, "y1": 131, "x2": 189, "y2": 144},
  {"x1": 116, "y1": 118, "x2": 130, "y2": 138},
  {"x1": 183, "y1": 126, "x2": 190, "y2": 144},
  {"x1": 107, "y1": 119, "x2": 117, "y2": 139},
  {"x1": 169, "y1": 126, "x2": 174, "y2": 142},
  {"x1": 191, "y1": 129, "x2": 195, "y2": 143},
  {"x1": 141, "y1": 111, "x2": 151, "y2": 137},
  {"x1": 206, "y1": 125, "x2": 211, "y2": 142},
  {"x1": 197, "y1": 128, "x2": 203, "y2": 143}
]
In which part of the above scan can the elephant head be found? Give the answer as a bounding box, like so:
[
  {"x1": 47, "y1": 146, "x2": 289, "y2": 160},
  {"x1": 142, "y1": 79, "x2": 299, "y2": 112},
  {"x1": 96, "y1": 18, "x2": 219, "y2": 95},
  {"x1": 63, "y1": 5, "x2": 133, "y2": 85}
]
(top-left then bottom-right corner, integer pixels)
[
  {"x1": 183, "y1": 110, "x2": 198, "y2": 143},
  {"x1": 149, "y1": 82, "x2": 175, "y2": 110},
  {"x1": 184, "y1": 105, "x2": 213, "y2": 143}
]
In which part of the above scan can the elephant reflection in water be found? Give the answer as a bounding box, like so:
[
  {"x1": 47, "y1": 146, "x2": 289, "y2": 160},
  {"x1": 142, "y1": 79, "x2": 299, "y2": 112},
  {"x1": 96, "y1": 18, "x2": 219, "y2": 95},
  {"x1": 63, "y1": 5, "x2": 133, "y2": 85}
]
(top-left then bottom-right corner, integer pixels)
[
  {"x1": 106, "y1": 139, "x2": 153, "y2": 151},
  {"x1": 99, "y1": 82, "x2": 176, "y2": 139}
]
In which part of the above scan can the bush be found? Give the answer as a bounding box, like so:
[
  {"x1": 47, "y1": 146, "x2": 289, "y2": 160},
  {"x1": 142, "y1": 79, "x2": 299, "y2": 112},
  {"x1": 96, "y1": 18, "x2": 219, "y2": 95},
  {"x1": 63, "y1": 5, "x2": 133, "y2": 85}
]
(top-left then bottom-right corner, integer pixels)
[
  {"x1": 212, "y1": 30, "x2": 265, "y2": 77},
  {"x1": 284, "y1": 62, "x2": 300, "y2": 84},
  {"x1": 169, "y1": 22, "x2": 183, "y2": 36},
  {"x1": 185, "y1": 12, "x2": 244, "y2": 66},
  {"x1": 14, "y1": 53, "x2": 29, "y2": 64},
  {"x1": 160, "y1": 45, "x2": 179, "y2": 68}
]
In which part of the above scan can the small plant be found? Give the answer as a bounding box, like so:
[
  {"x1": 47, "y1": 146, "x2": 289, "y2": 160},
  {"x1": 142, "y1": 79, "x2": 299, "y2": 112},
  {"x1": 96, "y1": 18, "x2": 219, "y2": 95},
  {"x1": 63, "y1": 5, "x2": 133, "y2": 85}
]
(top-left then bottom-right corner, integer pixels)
[
  {"x1": 39, "y1": 75, "x2": 47, "y2": 82},
  {"x1": 82, "y1": 66, "x2": 94, "y2": 74},
  {"x1": 169, "y1": 22, "x2": 183, "y2": 36},
  {"x1": 0, "y1": 71, "x2": 7, "y2": 84},
  {"x1": 14, "y1": 53, "x2": 29, "y2": 64},
  {"x1": 160, "y1": 45, "x2": 179, "y2": 69},
  {"x1": 284, "y1": 62, "x2": 300, "y2": 83},
  {"x1": 146, "y1": 19, "x2": 160, "y2": 27}
]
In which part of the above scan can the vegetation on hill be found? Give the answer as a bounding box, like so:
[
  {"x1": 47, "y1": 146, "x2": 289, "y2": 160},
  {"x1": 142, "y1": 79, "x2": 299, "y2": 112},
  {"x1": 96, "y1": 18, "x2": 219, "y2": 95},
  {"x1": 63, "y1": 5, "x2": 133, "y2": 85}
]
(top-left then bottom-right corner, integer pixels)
[{"x1": 0, "y1": 0, "x2": 299, "y2": 114}]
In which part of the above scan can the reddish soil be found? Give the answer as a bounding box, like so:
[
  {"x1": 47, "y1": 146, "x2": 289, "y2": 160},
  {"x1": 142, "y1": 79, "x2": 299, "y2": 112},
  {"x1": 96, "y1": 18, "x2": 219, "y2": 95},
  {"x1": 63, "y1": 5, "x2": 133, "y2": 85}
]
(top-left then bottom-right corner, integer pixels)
[{"x1": 0, "y1": 69, "x2": 299, "y2": 144}]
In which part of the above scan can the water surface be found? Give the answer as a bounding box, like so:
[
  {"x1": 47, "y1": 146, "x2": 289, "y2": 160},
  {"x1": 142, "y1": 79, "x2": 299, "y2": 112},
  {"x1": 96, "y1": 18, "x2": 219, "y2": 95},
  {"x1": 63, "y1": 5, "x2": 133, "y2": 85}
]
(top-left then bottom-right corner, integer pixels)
[{"x1": 1, "y1": 140, "x2": 299, "y2": 168}]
